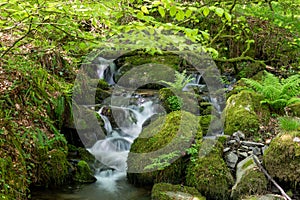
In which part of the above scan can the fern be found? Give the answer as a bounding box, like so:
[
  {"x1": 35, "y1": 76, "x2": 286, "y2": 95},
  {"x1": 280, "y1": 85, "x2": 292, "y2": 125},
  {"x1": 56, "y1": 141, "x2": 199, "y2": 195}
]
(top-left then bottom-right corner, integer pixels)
[
  {"x1": 160, "y1": 70, "x2": 195, "y2": 91},
  {"x1": 242, "y1": 71, "x2": 300, "y2": 111}
]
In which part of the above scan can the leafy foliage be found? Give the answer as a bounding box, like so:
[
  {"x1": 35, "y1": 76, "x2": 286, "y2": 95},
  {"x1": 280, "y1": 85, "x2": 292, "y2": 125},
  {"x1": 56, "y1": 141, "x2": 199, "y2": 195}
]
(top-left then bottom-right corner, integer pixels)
[
  {"x1": 160, "y1": 70, "x2": 194, "y2": 91},
  {"x1": 166, "y1": 96, "x2": 183, "y2": 111},
  {"x1": 242, "y1": 71, "x2": 300, "y2": 111}
]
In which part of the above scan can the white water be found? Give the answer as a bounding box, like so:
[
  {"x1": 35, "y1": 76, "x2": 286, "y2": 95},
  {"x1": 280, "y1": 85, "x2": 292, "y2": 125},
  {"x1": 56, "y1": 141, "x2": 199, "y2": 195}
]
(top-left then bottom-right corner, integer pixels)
[{"x1": 87, "y1": 98, "x2": 158, "y2": 192}]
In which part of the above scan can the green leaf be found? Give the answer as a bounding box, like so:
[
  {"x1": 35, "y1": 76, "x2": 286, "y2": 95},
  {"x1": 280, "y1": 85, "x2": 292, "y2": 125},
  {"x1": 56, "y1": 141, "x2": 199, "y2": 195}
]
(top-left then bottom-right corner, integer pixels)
[
  {"x1": 176, "y1": 9, "x2": 185, "y2": 21},
  {"x1": 185, "y1": 9, "x2": 192, "y2": 18},
  {"x1": 215, "y1": 7, "x2": 224, "y2": 17},
  {"x1": 200, "y1": 31, "x2": 210, "y2": 40},
  {"x1": 203, "y1": 6, "x2": 210, "y2": 17},
  {"x1": 158, "y1": 6, "x2": 165, "y2": 18},
  {"x1": 136, "y1": 11, "x2": 144, "y2": 19},
  {"x1": 170, "y1": 6, "x2": 177, "y2": 17},
  {"x1": 141, "y1": 6, "x2": 149, "y2": 14},
  {"x1": 224, "y1": 12, "x2": 231, "y2": 21}
]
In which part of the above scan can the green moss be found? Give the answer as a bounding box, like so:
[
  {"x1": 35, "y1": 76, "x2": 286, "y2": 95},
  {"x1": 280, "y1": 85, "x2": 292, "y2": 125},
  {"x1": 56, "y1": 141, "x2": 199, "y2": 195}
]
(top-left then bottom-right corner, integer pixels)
[
  {"x1": 263, "y1": 131, "x2": 300, "y2": 186},
  {"x1": 199, "y1": 115, "x2": 212, "y2": 135},
  {"x1": 0, "y1": 157, "x2": 28, "y2": 199},
  {"x1": 127, "y1": 111, "x2": 201, "y2": 186},
  {"x1": 151, "y1": 183, "x2": 206, "y2": 200},
  {"x1": 77, "y1": 147, "x2": 95, "y2": 163},
  {"x1": 74, "y1": 161, "x2": 96, "y2": 183},
  {"x1": 231, "y1": 169, "x2": 268, "y2": 199},
  {"x1": 287, "y1": 102, "x2": 300, "y2": 117},
  {"x1": 186, "y1": 140, "x2": 234, "y2": 200},
  {"x1": 36, "y1": 148, "x2": 70, "y2": 187},
  {"x1": 224, "y1": 90, "x2": 270, "y2": 137}
]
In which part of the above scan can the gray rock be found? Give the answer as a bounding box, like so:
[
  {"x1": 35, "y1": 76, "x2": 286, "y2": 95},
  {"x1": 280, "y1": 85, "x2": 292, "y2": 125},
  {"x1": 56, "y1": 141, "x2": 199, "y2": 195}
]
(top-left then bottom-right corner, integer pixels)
[
  {"x1": 228, "y1": 140, "x2": 237, "y2": 145},
  {"x1": 241, "y1": 141, "x2": 264, "y2": 147},
  {"x1": 253, "y1": 146, "x2": 261, "y2": 155},
  {"x1": 238, "y1": 151, "x2": 248, "y2": 158},
  {"x1": 225, "y1": 152, "x2": 239, "y2": 168},
  {"x1": 232, "y1": 131, "x2": 245, "y2": 140},
  {"x1": 223, "y1": 147, "x2": 231, "y2": 153},
  {"x1": 241, "y1": 145, "x2": 249, "y2": 151}
]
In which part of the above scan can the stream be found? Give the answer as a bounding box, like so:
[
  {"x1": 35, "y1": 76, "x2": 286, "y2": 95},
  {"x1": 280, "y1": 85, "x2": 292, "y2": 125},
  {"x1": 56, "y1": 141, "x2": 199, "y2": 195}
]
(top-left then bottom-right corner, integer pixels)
[{"x1": 32, "y1": 56, "x2": 225, "y2": 200}]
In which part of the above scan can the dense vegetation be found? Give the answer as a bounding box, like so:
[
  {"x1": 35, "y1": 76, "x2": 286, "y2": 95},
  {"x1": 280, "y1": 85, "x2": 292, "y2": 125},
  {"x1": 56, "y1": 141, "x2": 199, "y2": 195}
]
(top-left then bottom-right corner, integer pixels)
[{"x1": 0, "y1": 0, "x2": 299, "y2": 199}]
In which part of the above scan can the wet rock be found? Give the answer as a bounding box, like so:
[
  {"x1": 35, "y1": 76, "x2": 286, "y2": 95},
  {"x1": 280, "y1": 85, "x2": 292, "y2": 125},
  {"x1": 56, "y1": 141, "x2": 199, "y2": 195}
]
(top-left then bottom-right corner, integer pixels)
[
  {"x1": 74, "y1": 161, "x2": 97, "y2": 183},
  {"x1": 151, "y1": 183, "x2": 205, "y2": 200}
]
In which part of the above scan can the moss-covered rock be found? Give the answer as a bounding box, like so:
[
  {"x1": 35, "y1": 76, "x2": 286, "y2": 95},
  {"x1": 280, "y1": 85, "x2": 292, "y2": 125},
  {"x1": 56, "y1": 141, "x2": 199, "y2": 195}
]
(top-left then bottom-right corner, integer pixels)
[
  {"x1": 231, "y1": 155, "x2": 268, "y2": 199},
  {"x1": 151, "y1": 183, "x2": 206, "y2": 200},
  {"x1": 73, "y1": 161, "x2": 96, "y2": 183},
  {"x1": 287, "y1": 102, "x2": 300, "y2": 117},
  {"x1": 242, "y1": 194, "x2": 285, "y2": 200},
  {"x1": 186, "y1": 139, "x2": 234, "y2": 200},
  {"x1": 224, "y1": 90, "x2": 270, "y2": 137},
  {"x1": 263, "y1": 131, "x2": 300, "y2": 186},
  {"x1": 127, "y1": 111, "x2": 201, "y2": 186},
  {"x1": 158, "y1": 88, "x2": 200, "y2": 114},
  {"x1": 36, "y1": 148, "x2": 71, "y2": 187}
]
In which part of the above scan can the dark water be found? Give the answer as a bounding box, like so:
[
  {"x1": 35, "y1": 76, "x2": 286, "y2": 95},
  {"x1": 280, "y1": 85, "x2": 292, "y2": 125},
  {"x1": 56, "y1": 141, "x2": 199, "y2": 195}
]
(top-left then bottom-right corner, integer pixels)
[{"x1": 31, "y1": 173, "x2": 151, "y2": 200}]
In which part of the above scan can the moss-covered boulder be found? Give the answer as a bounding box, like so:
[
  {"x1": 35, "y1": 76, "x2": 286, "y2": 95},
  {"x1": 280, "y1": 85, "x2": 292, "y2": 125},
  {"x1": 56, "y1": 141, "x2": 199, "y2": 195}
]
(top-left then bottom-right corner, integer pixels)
[
  {"x1": 151, "y1": 183, "x2": 206, "y2": 200},
  {"x1": 186, "y1": 139, "x2": 234, "y2": 200},
  {"x1": 263, "y1": 131, "x2": 300, "y2": 186},
  {"x1": 73, "y1": 161, "x2": 96, "y2": 183},
  {"x1": 127, "y1": 111, "x2": 201, "y2": 186},
  {"x1": 231, "y1": 155, "x2": 268, "y2": 199},
  {"x1": 224, "y1": 90, "x2": 270, "y2": 137},
  {"x1": 36, "y1": 148, "x2": 71, "y2": 187}
]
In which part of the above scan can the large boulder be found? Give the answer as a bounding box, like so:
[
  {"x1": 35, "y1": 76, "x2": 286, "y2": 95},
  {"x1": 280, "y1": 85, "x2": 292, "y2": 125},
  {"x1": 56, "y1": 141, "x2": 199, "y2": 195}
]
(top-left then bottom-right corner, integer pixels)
[
  {"x1": 231, "y1": 155, "x2": 268, "y2": 199},
  {"x1": 127, "y1": 111, "x2": 201, "y2": 186},
  {"x1": 186, "y1": 139, "x2": 234, "y2": 200},
  {"x1": 151, "y1": 183, "x2": 206, "y2": 200},
  {"x1": 224, "y1": 90, "x2": 270, "y2": 137},
  {"x1": 242, "y1": 194, "x2": 285, "y2": 200},
  {"x1": 263, "y1": 131, "x2": 300, "y2": 186}
]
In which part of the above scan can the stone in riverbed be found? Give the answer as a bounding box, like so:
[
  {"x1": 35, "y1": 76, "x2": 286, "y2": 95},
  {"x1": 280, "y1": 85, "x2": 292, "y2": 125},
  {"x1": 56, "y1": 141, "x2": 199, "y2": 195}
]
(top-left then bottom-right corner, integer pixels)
[
  {"x1": 151, "y1": 183, "x2": 205, "y2": 200},
  {"x1": 231, "y1": 155, "x2": 268, "y2": 199},
  {"x1": 74, "y1": 160, "x2": 97, "y2": 183}
]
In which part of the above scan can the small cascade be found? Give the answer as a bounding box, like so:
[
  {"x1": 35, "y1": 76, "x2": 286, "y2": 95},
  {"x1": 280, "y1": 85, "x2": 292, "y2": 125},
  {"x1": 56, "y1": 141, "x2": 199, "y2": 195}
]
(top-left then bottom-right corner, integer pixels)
[
  {"x1": 95, "y1": 57, "x2": 116, "y2": 84},
  {"x1": 88, "y1": 97, "x2": 158, "y2": 187}
]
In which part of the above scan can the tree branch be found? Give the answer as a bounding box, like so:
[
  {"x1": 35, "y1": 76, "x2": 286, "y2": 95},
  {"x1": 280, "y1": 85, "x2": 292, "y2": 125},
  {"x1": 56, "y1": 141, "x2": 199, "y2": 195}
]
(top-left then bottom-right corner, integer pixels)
[
  {"x1": 253, "y1": 156, "x2": 292, "y2": 200},
  {"x1": 1, "y1": 18, "x2": 33, "y2": 58}
]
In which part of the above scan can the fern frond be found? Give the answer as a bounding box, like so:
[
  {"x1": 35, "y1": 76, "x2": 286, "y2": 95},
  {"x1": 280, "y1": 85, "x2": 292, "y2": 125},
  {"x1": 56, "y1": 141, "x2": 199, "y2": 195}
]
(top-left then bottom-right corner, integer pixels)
[
  {"x1": 263, "y1": 71, "x2": 281, "y2": 89},
  {"x1": 287, "y1": 97, "x2": 300, "y2": 106},
  {"x1": 241, "y1": 78, "x2": 263, "y2": 92}
]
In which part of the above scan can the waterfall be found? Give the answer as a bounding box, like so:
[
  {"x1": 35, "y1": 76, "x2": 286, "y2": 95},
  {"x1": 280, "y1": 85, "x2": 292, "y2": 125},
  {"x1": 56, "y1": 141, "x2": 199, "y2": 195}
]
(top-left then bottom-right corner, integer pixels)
[
  {"x1": 95, "y1": 57, "x2": 116, "y2": 85},
  {"x1": 88, "y1": 96, "x2": 158, "y2": 192}
]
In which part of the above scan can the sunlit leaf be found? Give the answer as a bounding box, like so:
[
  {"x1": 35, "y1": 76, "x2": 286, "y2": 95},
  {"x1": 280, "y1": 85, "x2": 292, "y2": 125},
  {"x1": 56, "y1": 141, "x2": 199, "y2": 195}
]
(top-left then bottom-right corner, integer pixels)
[
  {"x1": 176, "y1": 9, "x2": 184, "y2": 21},
  {"x1": 203, "y1": 6, "x2": 210, "y2": 17},
  {"x1": 170, "y1": 5, "x2": 177, "y2": 17},
  {"x1": 141, "y1": 6, "x2": 149, "y2": 14},
  {"x1": 158, "y1": 6, "x2": 165, "y2": 18}
]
